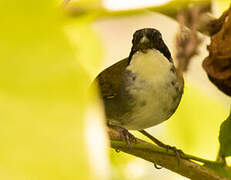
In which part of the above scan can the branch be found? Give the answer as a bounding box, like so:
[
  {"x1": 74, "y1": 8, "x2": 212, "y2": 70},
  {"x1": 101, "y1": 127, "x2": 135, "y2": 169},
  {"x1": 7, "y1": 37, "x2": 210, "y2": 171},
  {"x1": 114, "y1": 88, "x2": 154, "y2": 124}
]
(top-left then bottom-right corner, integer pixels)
[
  {"x1": 64, "y1": 0, "x2": 210, "y2": 19},
  {"x1": 64, "y1": 0, "x2": 222, "y2": 36},
  {"x1": 108, "y1": 128, "x2": 229, "y2": 180}
]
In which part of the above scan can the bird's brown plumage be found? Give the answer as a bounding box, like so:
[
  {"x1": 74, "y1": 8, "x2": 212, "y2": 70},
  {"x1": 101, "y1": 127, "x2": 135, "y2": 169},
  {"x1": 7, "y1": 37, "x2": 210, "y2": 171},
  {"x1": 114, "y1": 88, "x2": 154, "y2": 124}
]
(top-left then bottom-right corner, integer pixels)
[{"x1": 95, "y1": 58, "x2": 129, "y2": 99}]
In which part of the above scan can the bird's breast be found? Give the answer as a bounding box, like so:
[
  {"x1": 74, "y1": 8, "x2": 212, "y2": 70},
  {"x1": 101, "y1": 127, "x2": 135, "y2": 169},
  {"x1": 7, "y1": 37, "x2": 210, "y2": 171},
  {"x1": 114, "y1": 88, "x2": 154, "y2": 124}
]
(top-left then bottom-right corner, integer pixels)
[{"x1": 115, "y1": 49, "x2": 183, "y2": 130}]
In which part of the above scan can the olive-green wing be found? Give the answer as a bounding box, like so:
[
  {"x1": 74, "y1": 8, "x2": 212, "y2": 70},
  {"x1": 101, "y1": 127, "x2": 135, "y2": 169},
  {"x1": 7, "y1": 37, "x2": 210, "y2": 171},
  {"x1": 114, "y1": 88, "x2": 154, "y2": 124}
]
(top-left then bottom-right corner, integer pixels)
[{"x1": 94, "y1": 58, "x2": 129, "y2": 99}]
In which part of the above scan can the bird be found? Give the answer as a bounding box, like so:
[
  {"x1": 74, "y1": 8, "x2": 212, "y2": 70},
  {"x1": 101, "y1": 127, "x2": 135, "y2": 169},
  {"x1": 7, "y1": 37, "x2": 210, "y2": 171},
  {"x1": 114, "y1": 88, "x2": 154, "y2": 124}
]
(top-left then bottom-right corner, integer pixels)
[{"x1": 93, "y1": 28, "x2": 184, "y2": 151}]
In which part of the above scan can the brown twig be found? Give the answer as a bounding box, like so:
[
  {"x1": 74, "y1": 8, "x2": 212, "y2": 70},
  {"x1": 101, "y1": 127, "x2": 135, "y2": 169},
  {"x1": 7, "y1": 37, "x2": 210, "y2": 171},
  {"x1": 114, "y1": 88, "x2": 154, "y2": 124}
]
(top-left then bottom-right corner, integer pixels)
[{"x1": 175, "y1": 5, "x2": 208, "y2": 72}]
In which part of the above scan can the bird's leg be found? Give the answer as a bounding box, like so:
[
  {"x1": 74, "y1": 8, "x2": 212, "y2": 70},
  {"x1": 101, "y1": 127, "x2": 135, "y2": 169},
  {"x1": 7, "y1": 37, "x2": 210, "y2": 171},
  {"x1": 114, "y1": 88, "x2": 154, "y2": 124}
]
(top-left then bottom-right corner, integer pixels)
[
  {"x1": 108, "y1": 125, "x2": 136, "y2": 147},
  {"x1": 139, "y1": 130, "x2": 184, "y2": 165}
]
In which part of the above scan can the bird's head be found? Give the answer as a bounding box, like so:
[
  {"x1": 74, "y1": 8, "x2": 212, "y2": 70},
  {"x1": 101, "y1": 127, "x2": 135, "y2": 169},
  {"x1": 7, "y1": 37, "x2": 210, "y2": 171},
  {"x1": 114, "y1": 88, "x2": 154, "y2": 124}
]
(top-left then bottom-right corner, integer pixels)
[{"x1": 129, "y1": 28, "x2": 172, "y2": 62}]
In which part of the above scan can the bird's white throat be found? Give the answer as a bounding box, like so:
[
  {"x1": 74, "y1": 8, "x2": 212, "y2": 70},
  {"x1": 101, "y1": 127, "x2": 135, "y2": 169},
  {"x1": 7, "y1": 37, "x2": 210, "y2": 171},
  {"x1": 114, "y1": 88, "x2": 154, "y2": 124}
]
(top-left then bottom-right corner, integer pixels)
[{"x1": 127, "y1": 49, "x2": 172, "y2": 83}]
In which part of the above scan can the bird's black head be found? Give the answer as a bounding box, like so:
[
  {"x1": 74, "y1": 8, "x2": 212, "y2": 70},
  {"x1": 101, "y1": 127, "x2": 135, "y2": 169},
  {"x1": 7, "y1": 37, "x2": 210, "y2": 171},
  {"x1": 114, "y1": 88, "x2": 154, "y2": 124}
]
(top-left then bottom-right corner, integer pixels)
[{"x1": 128, "y1": 28, "x2": 172, "y2": 63}]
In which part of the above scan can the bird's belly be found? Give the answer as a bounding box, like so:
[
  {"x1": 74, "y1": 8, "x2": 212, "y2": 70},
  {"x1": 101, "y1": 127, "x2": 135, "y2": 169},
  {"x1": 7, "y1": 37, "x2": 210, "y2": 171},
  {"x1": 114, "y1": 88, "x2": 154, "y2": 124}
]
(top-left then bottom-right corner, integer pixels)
[
  {"x1": 109, "y1": 73, "x2": 182, "y2": 130},
  {"x1": 122, "y1": 80, "x2": 181, "y2": 130}
]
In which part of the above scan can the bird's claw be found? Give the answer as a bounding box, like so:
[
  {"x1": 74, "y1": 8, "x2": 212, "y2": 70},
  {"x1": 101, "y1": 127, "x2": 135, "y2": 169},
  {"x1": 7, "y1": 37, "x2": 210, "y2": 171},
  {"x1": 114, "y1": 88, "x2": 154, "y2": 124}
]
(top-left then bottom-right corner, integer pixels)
[
  {"x1": 165, "y1": 145, "x2": 184, "y2": 166},
  {"x1": 109, "y1": 125, "x2": 136, "y2": 147},
  {"x1": 138, "y1": 130, "x2": 184, "y2": 166},
  {"x1": 119, "y1": 128, "x2": 137, "y2": 147}
]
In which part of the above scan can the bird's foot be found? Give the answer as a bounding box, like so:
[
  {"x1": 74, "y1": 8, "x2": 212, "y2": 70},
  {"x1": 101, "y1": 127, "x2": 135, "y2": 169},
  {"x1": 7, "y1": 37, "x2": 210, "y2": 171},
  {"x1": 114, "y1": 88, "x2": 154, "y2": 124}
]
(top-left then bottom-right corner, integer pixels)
[
  {"x1": 109, "y1": 125, "x2": 136, "y2": 147},
  {"x1": 139, "y1": 130, "x2": 184, "y2": 166},
  {"x1": 154, "y1": 145, "x2": 184, "y2": 167},
  {"x1": 164, "y1": 145, "x2": 184, "y2": 166}
]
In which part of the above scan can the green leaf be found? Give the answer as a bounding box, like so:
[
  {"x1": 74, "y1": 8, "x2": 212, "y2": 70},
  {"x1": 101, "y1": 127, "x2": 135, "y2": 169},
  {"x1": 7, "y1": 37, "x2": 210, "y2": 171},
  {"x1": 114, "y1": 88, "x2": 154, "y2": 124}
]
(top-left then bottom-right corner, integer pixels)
[{"x1": 219, "y1": 110, "x2": 231, "y2": 158}]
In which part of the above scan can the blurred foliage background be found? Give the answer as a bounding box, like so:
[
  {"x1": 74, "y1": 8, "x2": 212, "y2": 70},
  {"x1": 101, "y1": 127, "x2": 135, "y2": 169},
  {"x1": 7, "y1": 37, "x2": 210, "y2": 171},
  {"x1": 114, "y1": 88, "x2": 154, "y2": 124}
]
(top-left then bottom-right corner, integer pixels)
[
  {"x1": 0, "y1": 0, "x2": 106, "y2": 179},
  {"x1": 0, "y1": 0, "x2": 230, "y2": 180}
]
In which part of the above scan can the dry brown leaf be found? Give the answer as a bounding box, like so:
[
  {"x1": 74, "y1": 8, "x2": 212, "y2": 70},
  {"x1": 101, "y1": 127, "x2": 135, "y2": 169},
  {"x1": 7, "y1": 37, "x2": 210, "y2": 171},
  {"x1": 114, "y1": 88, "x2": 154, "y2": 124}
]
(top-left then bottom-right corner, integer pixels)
[{"x1": 203, "y1": 7, "x2": 231, "y2": 96}]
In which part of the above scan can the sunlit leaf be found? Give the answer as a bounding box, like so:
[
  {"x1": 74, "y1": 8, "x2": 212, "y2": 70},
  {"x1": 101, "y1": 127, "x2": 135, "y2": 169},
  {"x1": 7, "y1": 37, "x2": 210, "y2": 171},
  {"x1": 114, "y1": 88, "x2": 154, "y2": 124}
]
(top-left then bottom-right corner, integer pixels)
[
  {"x1": 219, "y1": 110, "x2": 231, "y2": 158},
  {"x1": 0, "y1": 0, "x2": 107, "y2": 180}
]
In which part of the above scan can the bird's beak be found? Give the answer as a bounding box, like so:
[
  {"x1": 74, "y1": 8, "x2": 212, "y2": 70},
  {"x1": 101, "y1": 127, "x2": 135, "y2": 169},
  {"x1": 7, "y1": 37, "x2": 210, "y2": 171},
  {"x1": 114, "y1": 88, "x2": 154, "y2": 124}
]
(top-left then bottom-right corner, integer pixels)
[{"x1": 137, "y1": 36, "x2": 151, "y2": 53}]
